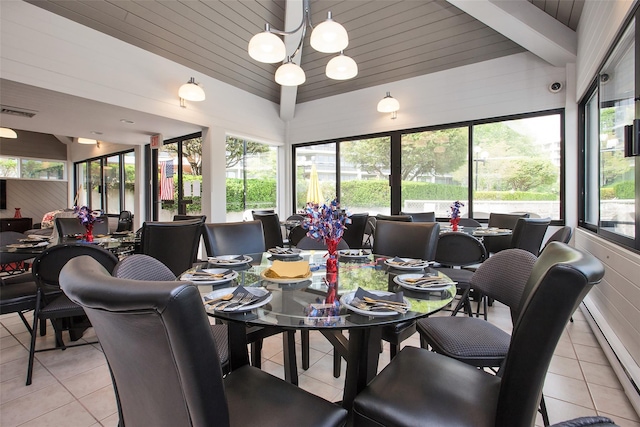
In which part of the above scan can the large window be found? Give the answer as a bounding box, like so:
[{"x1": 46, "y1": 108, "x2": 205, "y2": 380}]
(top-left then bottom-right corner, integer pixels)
[
  {"x1": 580, "y1": 13, "x2": 638, "y2": 249},
  {"x1": 0, "y1": 156, "x2": 66, "y2": 180},
  {"x1": 293, "y1": 110, "x2": 563, "y2": 222},
  {"x1": 225, "y1": 136, "x2": 278, "y2": 222},
  {"x1": 74, "y1": 149, "x2": 135, "y2": 215}
]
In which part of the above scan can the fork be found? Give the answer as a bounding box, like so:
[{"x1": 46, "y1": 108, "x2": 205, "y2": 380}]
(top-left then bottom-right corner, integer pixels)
[
  {"x1": 215, "y1": 292, "x2": 245, "y2": 310},
  {"x1": 226, "y1": 293, "x2": 258, "y2": 311}
]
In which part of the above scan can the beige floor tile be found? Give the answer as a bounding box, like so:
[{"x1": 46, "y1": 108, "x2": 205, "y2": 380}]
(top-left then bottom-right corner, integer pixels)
[
  {"x1": 302, "y1": 354, "x2": 345, "y2": 388},
  {"x1": 543, "y1": 395, "x2": 598, "y2": 425},
  {"x1": 574, "y1": 343, "x2": 609, "y2": 365},
  {"x1": 0, "y1": 356, "x2": 31, "y2": 383},
  {"x1": 61, "y1": 364, "x2": 113, "y2": 399},
  {"x1": 34, "y1": 344, "x2": 107, "y2": 381},
  {"x1": 307, "y1": 330, "x2": 338, "y2": 353},
  {"x1": 567, "y1": 330, "x2": 600, "y2": 348},
  {"x1": 588, "y1": 383, "x2": 640, "y2": 422},
  {"x1": 0, "y1": 326, "x2": 11, "y2": 338},
  {"x1": 554, "y1": 339, "x2": 578, "y2": 359},
  {"x1": 548, "y1": 355, "x2": 584, "y2": 381},
  {"x1": 19, "y1": 401, "x2": 98, "y2": 427},
  {"x1": 0, "y1": 342, "x2": 29, "y2": 365},
  {"x1": 1, "y1": 362, "x2": 57, "y2": 404},
  {"x1": 543, "y1": 372, "x2": 594, "y2": 408},
  {"x1": 0, "y1": 335, "x2": 21, "y2": 349},
  {"x1": 580, "y1": 360, "x2": 623, "y2": 390},
  {"x1": 259, "y1": 359, "x2": 286, "y2": 381},
  {"x1": 78, "y1": 385, "x2": 118, "y2": 422},
  {"x1": 297, "y1": 374, "x2": 342, "y2": 402},
  {"x1": 0, "y1": 382, "x2": 75, "y2": 427},
  {"x1": 99, "y1": 411, "x2": 121, "y2": 427}
]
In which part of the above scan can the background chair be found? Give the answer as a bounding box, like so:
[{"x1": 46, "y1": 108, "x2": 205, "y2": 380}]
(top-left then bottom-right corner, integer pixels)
[
  {"x1": 372, "y1": 221, "x2": 440, "y2": 260},
  {"x1": 202, "y1": 221, "x2": 265, "y2": 259},
  {"x1": 432, "y1": 232, "x2": 488, "y2": 316},
  {"x1": 252, "y1": 212, "x2": 285, "y2": 249},
  {"x1": 56, "y1": 216, "x2": 109, "y2": 238},
  {"x1": 140, "y1": 219, "x2": 202, "y2": 276},
  {"x1": 458, "y1": 217, "x2": 483, "y2": 227},
  {"x1": 26, "y1": 243, "x2": 119, "y2": 385},
  {"x1": 400, "y1": 211, "x2": 436, "y2": 222},
  {"x1": 352, "y1": 242, "x2": 605, "y2": 427},
  {"x1": 543, "y1": 225, "x2": 573, "y2": 250},
  {"x1": 375, "y1": 214, "x2": 413, "y2": 222},
  {"x1": 59, "y1": 256, "x2": 348, "y2": 427},
  {"x1": 296, "y1": 236, "x2": 349, "y2": 250},
  {"x1": 342, "y1": 212, "x2": 369, "y2": 249},
  {"x1": 173, "y1": 214, "x2": 207, "y2": 222},
  {"x1": 482, "y1": 212, "x2": 529, "y2": 255},
  {"x1": 116, "y1": 210, "x2": 133, "y2": 232},
  {"x1": 362, "y1": 216, "x2": 376, "y2": 248},
  {"x1": 112, "y1": 254, "x2": 229, "y2": 371},
  {"x1": 287, "y1": 225, "x2": 307, "y2": 247},
  {"x1": 510, "y1": 217, "x2": 551, "y2": 256}
]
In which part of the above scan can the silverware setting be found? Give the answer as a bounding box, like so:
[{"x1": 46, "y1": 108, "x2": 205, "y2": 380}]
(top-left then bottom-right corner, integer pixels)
[{"x1": 352, "y1": 297, "x2": 408, "y2": 313}]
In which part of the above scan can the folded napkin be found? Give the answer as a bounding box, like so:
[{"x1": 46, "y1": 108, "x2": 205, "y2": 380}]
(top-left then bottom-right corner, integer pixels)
[
  {"x1": 354, "y1": 287, "x2": 404, "y2": 303},
  {"x1": 263, "y1": 260, "x2": 311, "y2": 279}
]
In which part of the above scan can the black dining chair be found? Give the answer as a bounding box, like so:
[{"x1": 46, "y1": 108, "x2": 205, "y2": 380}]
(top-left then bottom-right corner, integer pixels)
[
  {"x1": 140, "y1": 218, "x2": 203, "y2": 276},
  {"x1": 482, "y1": 212, "x2": 529, "y2": 255},
  {"x1": 458, "y1": 217, "x2": 483, "y2": 228},
  {"x1": 352, "y1": 242, "x2": 605, "y2": 427},
  {"x1": 59, "y1": 256, "x2": 348, "y2": 427},
  {"x1": 342, "y1": 213, "x2": 369, "y2": 249},
  {"x1": 252, "y1": 212, "x2": 285, "y2": 249},
  {"x1": 510, "y1": 217, "x2": 551, "y2": 256},
  {"x1": 26, "y1": 243, "x2": 119, "y2": 385},
  {"x1": 400, "y1": 211, "x2": 436, "y2": 222},
  {"x1": 116, "y1": 210, "x2": 133, "y2": 232},
  {"x1": 296, "y1": 236, "x2": 349, "y2": 250},
  {"x1": 173, "y1": 214, "x2": 207, "y2": 222},
  {"x1": 543, "y1": 225, "x2": 573, "y2": 250},
  {"x1": 375, "y1": 214, "x2": 413, "y2": 222}
]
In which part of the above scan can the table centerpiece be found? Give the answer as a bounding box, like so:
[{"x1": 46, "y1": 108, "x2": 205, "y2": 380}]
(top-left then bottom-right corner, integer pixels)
[
  {"x1": 449, "y1": 200, "x2": 464, "y2": 232},
  {"x1": 74, "y1": 205, "x2": 103, "y2": 242}
]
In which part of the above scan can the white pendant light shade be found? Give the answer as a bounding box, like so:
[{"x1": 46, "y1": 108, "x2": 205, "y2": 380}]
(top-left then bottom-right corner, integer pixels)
[
  {"x1": 377, "y1": 92, "x2": 400, "y2": 113},
  {"x1": 310, "y1": 12, "x2": 348, "y2": 53},
  {"x1": 0, "y1": 127, "x2": 17, "y2": 138},
  {"x1": 78, "y1": 137, "x2": 97, "y2": 145},
  {"x1": 326, "y1": 52, "x2": 358, "y2": 80},
  {"x1": 275, "y1": 60, "x2": 306, "y2": 86},
  {"x1": 248, "y1": 29, "x2": 286, "y2": 63},
  {"x1": 178, "y1": 77, "x2": 205, "y2": 101}
]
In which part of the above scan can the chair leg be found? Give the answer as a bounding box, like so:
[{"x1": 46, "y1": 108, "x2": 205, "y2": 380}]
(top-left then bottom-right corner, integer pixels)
[
  {"x1": 301, "y1": 330, "x2": 309, "y2": 370},
  {"x1": 333, "y1": 350, "x2": 341, "y2": 378},
  {"x1": 539, "y1": 394, "x2": 550, "y2": 426},
  {"x1": 250, "y1": 340, "x2": 263, "y2": 369},
  {"x1": 26, "y1": 293, "x2": 41, "y2": 386},
  {"x1": 17, "y1": 311, "x2": 33, "y2": 334},
  {"x1": 389, "y1": 343, "x2": 399, "y2": 359}
]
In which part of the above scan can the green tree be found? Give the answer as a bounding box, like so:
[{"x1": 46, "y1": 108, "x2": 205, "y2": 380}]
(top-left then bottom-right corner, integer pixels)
[
  {"x1": 504, "y1": 159, "x2": 556, "y2": 191},
  {"x1": 226, "y1": 137, "x2": 270, "y2": 169}
]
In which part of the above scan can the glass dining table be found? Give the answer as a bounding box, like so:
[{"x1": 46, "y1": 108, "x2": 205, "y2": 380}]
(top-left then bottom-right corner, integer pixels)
[{"x1": 184, "y1": 250, "x2": 456, "y2": 410}]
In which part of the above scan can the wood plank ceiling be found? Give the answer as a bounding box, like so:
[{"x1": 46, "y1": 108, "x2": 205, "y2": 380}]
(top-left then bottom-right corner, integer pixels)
[{"x1": 25, "y1": 0, "x2": 583, "y2": 106}]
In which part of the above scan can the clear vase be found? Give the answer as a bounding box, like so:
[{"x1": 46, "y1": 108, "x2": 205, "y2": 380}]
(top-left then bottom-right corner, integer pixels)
[{"x1": 325, "y1": 238, "x2": 340, "y2": 303}]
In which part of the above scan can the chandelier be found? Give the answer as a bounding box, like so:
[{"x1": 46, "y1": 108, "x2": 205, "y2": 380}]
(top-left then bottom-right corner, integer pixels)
[{"x1": 248, "y1": 0, "x2": 357, "y2": 86}]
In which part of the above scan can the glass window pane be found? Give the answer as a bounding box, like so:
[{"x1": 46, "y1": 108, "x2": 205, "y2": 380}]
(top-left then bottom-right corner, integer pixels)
[
  {"x1": 158, "y1": 144, "x2": 178, "y2": 221},
  {"x1": 401, "y1": 128, "x2": 469, "y2": 218},
  {"x1": 76, "y1": 162, "x2": 88, "y2": 207},
  {"x1": 0, "y1": 157, "x2": 18, "y2": 177},
  {"x1": 104, "y1": 155, "x2": 120, "y2": 214},
  {"x1": 295, "y1": 143, "x2": 337, "y2": 211},
  {"x1": 340, "y1": 137, "x2": 390, "y2": 215},
  {"x1": 584, "y1": 91, "x2": 600, "y2": 225},
  {"x1": 599, "y1": 19, "x2": 635, "y2": 238},
  {"x1": 20, "y1": 159, "x2": 65, "y2": 180},
  {"x1": 473, "y1": 114, "x2": 561, "y2": 220},
  {"x1": 182, "y1": 137, "x2": 203, "y2": 216},
  {"x1": 225, "y1": 137, "x2": 277, "y2": 222},
  {"x1": 123, "y1": 152, "x2": 135, "y2": 215},
  {"x1": 89, "y1": 160, "x2": 102, "y2": 210}
]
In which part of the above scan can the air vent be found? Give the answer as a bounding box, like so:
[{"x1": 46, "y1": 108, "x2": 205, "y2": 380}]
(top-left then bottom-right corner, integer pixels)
[{"x1": 0, "y1": 105, "x2": 37, "y2": 118}]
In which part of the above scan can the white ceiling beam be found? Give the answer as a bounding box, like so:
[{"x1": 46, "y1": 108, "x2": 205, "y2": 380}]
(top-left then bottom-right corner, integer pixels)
[
  {"x1": 446, "y1": 0, "x2": 577, "y2": 67},
  {"x1": 279, "y1": 0, "x2": 303, "y2": 121}
]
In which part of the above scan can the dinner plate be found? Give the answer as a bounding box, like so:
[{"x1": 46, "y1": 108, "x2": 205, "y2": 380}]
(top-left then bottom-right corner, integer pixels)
[
  {"x1": 260, "y1": 269, "x2": 313, "y2": 284},
  {"x1": 340, "y1": 290, "x2": 410, "y2": 317},
  {"x1": 384, "y1": 258, "x2": 432, "y2": 270},
  {"x1": 338, "y1": 249, "x2": 371, "y2": 259},
  {"x1": 267, "y1": 247, "x2": 302, "y2": 258},
  {"x1": 6, "y1": 242, "x2": 49, "y2": 249},
  {"x1": 181, "y1": 268, "x2": 238, "y2": 284},
  {"x1": 393, "y1": 274, "x2": 456, "y2": 292},
  {"x1": 203, "y1": 286, "x2": 272, "y2": 312},
  {"x1": 208, "y1": 255, "x2": 253, "y2": 266}
]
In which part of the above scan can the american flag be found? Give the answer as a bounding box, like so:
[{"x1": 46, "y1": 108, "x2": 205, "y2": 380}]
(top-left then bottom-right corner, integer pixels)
[{"x1": 160, "y1": 160, "x2": 174, "y2": 201}]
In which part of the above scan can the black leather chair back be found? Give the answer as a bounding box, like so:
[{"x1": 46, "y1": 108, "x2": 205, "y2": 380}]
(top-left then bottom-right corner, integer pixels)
[
  {"x1": 458, "y1": 218, "x2": 482, "y2": 227},
  {"x1": 173, "y1": 214, "x2": 207, "y2": 222},
  {"x1": 400, "y1": 212, "x2": 436, "y2": 222},
  {"x1": 435, "y1": 232, "x2": 487, "y2": 267},
  {"x1": 140, "y1": 219, "x2": 202, "y2": 276},
  {"x1": 202, "y1": 221, "x2": 265, "y2": 257},
  {"x1": 56, "y1": 216, "x2": 109, "y2": 238},
  {"x1": 296, "y1": 236, "x2": 349, "y2": 250},
  {"x1": 373, "y1": 221, "x2": 440, "y2": 260},
  {"x1": 375, "y1": 214, "x2": 413, "y2": 222},
  {"x1": 60, "y1": 256, "x2": 230, "y2": 427},
  {"x1": 496, "y1": 242, "x2": 604, "y2": 426},
  {"x1": 483, "y1": 212, "x2": 529, "y2": 254},
  {"x1": 543, "y1": 226, "x2": 573, "y2": 250},
  {"x1": 342, "y1": 213, "x2": 369, "y2": 249},
  {"x1": 116, "y1": 210, "x2": 133, "y2": 232},
  {"x1": 510, "y1": 217, "x2": 551, "y2": 256},
  {"x1": 252, "y1": 212, "x2": 284, "y2": 249}
]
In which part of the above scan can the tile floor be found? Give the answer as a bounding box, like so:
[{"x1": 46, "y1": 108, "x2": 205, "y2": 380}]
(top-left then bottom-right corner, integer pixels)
[{"x1": 1, "y1": 301, "x2": 639, "y2": 427}]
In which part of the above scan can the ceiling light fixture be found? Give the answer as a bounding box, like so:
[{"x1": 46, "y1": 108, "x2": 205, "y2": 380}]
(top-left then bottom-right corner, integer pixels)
[
  {"x1": 248, "y1": 0, "x2": 356, "y2": 86},
  {"x1": 78, "y1": 137, "x2": 97, "y2": 145},
  {"x1": 377, "y1": 92, "x2": 400, "y2": 119},
  {"x1": 0, "y1": 127, "x2": 17, "y2": 138},
  {"x1": 178, "y1": 77, "x2": 205, "y2": 108}
]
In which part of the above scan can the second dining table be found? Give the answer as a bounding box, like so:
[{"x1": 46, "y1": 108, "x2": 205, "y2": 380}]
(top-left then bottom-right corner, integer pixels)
[{"x1": 183, "y1": 250, "x2": 456, "y2": 410}]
